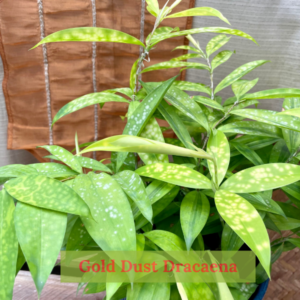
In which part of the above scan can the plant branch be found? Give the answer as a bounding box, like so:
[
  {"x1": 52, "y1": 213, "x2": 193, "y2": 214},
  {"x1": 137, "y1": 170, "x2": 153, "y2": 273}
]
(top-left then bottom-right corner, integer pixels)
[{"x1": 271, "y1": 229, "x2": 300, "y2": 248}]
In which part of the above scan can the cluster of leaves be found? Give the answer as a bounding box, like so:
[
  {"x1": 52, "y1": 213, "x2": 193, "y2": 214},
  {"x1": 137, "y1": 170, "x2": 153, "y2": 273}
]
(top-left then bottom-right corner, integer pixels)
[{"x1": 2, "y1": 1, "x2": 300, "y2": 299}]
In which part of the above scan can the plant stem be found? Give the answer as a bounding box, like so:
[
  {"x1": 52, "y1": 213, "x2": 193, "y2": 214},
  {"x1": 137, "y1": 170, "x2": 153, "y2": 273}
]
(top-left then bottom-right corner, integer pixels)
[{"x1": 286, "y1": 148, "x2": 300, "y2": 163}]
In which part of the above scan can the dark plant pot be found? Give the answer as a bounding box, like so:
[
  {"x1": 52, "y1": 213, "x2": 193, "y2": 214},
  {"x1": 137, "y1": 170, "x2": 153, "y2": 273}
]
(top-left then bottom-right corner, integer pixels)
[{"x1": 120, "y1": 280, "x2": 269, "y2": 300}]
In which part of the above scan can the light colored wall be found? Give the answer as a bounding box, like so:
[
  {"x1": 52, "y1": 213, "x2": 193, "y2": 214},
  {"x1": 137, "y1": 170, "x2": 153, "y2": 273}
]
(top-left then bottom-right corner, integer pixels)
[
  {"x1": 0, "y1": 57, "x2": 37, "y2": 166},
  {"x1": 186, "y1": 0, "x2": 300, "y2": 111}
]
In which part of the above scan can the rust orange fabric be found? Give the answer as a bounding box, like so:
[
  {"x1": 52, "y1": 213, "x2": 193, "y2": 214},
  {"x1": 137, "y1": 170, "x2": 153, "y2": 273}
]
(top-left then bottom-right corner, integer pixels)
[{"x1": 0, "y1": 0, "x2": 194, "y2": 162}]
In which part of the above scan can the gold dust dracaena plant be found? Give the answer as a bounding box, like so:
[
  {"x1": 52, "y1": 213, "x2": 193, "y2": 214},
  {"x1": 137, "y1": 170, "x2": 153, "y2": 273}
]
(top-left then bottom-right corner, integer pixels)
[{"x1": 2, "y1": 0, "x2": 300, "y2": 299}]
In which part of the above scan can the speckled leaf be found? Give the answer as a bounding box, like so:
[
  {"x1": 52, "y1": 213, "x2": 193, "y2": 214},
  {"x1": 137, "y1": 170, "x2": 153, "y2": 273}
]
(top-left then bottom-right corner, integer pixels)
[
  {"x1": 52, "y1": 92, "x2": 129, "y2": 125},
  {"x1": 141, "y1": 61, "x2": 210, "y2": 73},
  {"x1": 173, "y1": 45, "x2": 201, "y2": 53},
  {"x1": 80, "y1": 135, "x2": 212, "y2": 160},
  {"x1": 117, "y1": 76, "x2": 177, "y2": 171},
  {"x1": 232, "y1": 78, "x2": 259, "y2": 101},
  {"x1": 170, "y1": 53, "x2": 203, "y2": 61},
  {"x1": 14, "y1": 202, "x2": 67, "y2": 296},
  {"x1": 207, "y1": 130, "x2": 230, "y2": 186},
  {"x1": 269, "y1": 140, "x2": 290, "y2": 163},
  {"x1": 221, "y1": 163, "x2": 300, "y2": 193},
  {"x1": 73, "y1": 173, "x2": 136, "y2": 251},
  {"x1": 127, "y1": 283, "x2": 170, "y2": 300},
  {"x1": 221, "y1": 223, "x2": 244, "y2": 251},
  {"x1": 173, "y1": 81, "x2": 211, "y2": 95},
  {"x1": 230, "y1": 109, "x2": 300, "y2": 132},
  {"x1": 30, "y1": 163, "x2": 78, "y2": 178},
  {"x1": 231, "y1": 142, "x2": 264, "y2": 166},
  {"x1": 33, "y1": 27, "x2": 145, "y2": 49},
  {"x1": 66, "y1": 217, "x2": 92, "y2": 251},
  {"x1": 146, "y1": 27, "x2": 177, "y2": 45},
  {"x1": 180, "y1": 191, "x2": 210, "y2": 251},
  {"x1": 77, "y1": 156, "x2": 112, "y2": 173},
  {"x1": 146, "y1": 0, "x2": 159, "y2": 15},
  {"x1": 211, "y1": 50, "x2": 234, "y2": 71},
  {"x1": 219, "y1": 121, "x2": 283, "y2": 139},
  {"x1": 0, "y1": 190, "x2": 18, "y2": 299},
  {"x1": 113, "y1": 171, "x2": 152, "y2": 223},
  {"x1": 215, "y1": 190, "x2": 271, "y2": 276},
  {"x1": 215, "y1": 60, "x2": 268, "y2": 94},
  {"x1": 243, "y1": 88, "x2": 300, "y2": 101},
  {"x1": 206, "y1": 34, "x2": 231, "y2": 57},
  {"x1": 193, "y1": 96, "x2": 224, "y2": 111},
  {"x1": 39, "y1": 145, "x2": 82, "y2": 173},
  {"x1": 167, "y1": 7, "x2": 230, "y2": 24},
  {"x1": 143, "y1": 82, "x2": 209, "y2": 131},
  {"x1": 136, "y1": 163, "x2": 211, "y2": 189},
  {"x1": 0, "y1": 164, "x2": 38, "y2": 185},
  {"x1": 104, "y1": 88, "x2": 134, "y2": 98},
  {"x1": 5, "y1": 175, "x2": 90, "y2": 216}
]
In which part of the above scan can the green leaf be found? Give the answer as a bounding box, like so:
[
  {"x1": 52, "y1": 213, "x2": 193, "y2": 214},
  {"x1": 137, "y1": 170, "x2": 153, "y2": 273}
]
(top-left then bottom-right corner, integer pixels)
[
  {"x1": 180, "y1": 191, "x2": 210, "y2": 251},
  {"x1": 219, "y1": 121, "x2": 283, "y2": 139},
  {"x1": 146, "y1": 27, "x2": 177, "y2": 45},
  {"x1": 130, "y1": 58, "x2": 140, "y2": 92},
  {"x1": 117, "y1": 76, "x2": 177, "y2": 170},
  {"x1": 172, "y1": 45, "x2": 201, "y2": 53},
  {"x1": 221, "y1": 223, "x2": 244, "y2": 251},
  {"x1": 206, "y1": 35, "x2": 231, "y2": 57},
  {"x1": 113, "y1": 170, "x2": 153, "y2": 223},
  {"x1": 141, "y1": 61, "x2": 210, "y2": 73},
  {"x1": 232, "y1": 78, "x2": 259, "y2": 101},
  {"x1": 0, "y1": 164, "x2": 38, "y2": 185},
  {"x1": 207, "y1": 130, "x2": 230, "y2": 185},
  {"x1": 32, "y1": 27, "x2": 145, "y2": 49},
  {"x1": 30, "y1": 162, "x2": 78, "y2": 178},
  {"x1": 215, "y1": 60, "x2": 268, "y2": 94},
  {"x1": 170, "y1": 53, "x2": 203, "y2": 61},
  {"x1": 287, "y1": 238, "x2": 300, "y2": 248},
  {"x1": 136, "y1": 163, "x2": 211, "y2": 189},
  {"x1": 127, "y1": 283, "x2": 170, "y2": 300},
  {"x1": 215, "y1": 190, "x2": 271, "y2": 277},
  {"x1": 80, "y1": 135, "x2": 212, "y2": 160},
  {"x1": 230, "y1": 109, "x2": 300, "y2": 132},
  {"x1": 243, "y1": 88, "x2": 300, "y2": 101},
  {"x1": 73, "y1": 173, "x2": 136, "y2": 251},
  {"x1": 52, "y1": 92, "x2": 129, "y2": 125},
  {"x1": 193, "y1": 96, "x2": 224, "y2": 111},
  {"x1": 39, "y1": 145, "x2": 82, "y2": 173},
  {"x1": 173, "y1": 80, "x2": 211, "y2": 95},
  {"x1": 221, "y1": 163, "x2": 300, "y2": 193},
  {"x1": 167, "y1": 7, "x2": 230, "y2": 24},
  {"x1": 268, "y1": 214, "x2": 300, "y2": 230},
  {"x1": 0, "y1": 190, "x2": 18, "y2": 299},
  {"x1": 14, "y1": 202, "x2": 67, "y2": 296},
  {"x1": 5, "y1": 175, "x2": 90, "y2": 216},
  {"x1": 211, "y1": 50, "x2": 234, "y2": 71},
  {"x1": 231, "y1": 142, "x2": 264, "y2": 166},
  {"x1": 77, "y1": 156, "x2": 112, "y2": 173},
  {"x1": 106, "y1": 282, "x2": 123, "y2": 300},
  {"x1": 146, "y1": 0, "x2": 159, "y2": 15},
  {"x1": 269, "y1": 140, "x2": 290, "y2": 163}
]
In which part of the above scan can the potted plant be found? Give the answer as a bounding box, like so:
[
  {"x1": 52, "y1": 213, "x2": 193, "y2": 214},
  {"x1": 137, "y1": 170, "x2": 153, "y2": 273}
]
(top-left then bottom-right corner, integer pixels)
[{"x1": 2, "y1": 1, "x2": 300, "y2": 299}]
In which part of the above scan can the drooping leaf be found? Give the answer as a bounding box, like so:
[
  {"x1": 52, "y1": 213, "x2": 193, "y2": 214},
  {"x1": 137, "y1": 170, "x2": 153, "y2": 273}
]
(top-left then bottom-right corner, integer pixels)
[
  {"x1": 73, "y1": 173, "x2": 136, "y2": 251},
  {"x1": 5, "y1": 175, "x2": 90, "y2": 216},
  {"x1": 243, "y1": 89, "x2": 300, "y2": 101},
  {"x1": 211, "y1": 50, "x2": 234, "y2": 71},
  {"x1": 231, "y1": 142, "x2": 264, "y2": 166},
  {"x1": 52, "y1": 92, "x2": 129, "y2": 125},
  {"x1": 39, "y1": 145, "x2": 82, "y2": 173},
  {"x1": 113, "y1": 170, "x2": 153, "y2": 223},
  {"x1": 117, "y1": 76, "x2": 177, "y2": 170},
  {"x1": 104, "y1": 88, "x2": 134, "y2": 98},
  {"x1": 173, "y1": 81, "x2": 211, "y2": 95},
  {"x1": 77, "y1": 156, "x2": 112, "y2": 173},
  {"x1": 206, "y1": 34, "x2": 231, "y2": 57},
  {"x1": 180, "y1": 191, "x2": 210, "y2": 251},
  {"x1": 141, "y1": 61, "x2": 210, "y2": 73},
  {"x1": 219, "y1": 121, "x2": 283, "y2": 139},
  {"x1": 30, "y1": 162, "x2": 78, "y2": 178},
  {"x1": 14, "y1": 202, "x2": 67, "y2": 296},
  {"x1": 231, "y1": 78, "x2": 259, "y2": 101},
  {"x1": 127, "y1": 283, "x2": 170, "y2": 300},
  {"x1": 170, "y1": 53, "x2": 203, "y2": 61},
  {"x1": 215, "y1": 190, "x2": 271, "y2": 276},
  {"x1": 215, "y1": 60, "x2": 268, "y2": 94},
  {"x1": 80, "y1": 135, "x2": 212, "y2": 160},
  {"x1": 0, "y1": 190, "x2": 18, "y2": 299},
  {"x1": 221, "y1": 223, "x2": 244, "y2": 251},
  {"x1": 136, "y1": 163, "x2": 211, "y2": 189},
  {"x1": 166, "y1": 7, "x2": 230, "y2": 25},
  {"x1": 207, "y1": 130, "x2": 230, "y2": 186},
  {"x1": 193, "y1": 96, "x2": 224, "y2": 111},
  {"x1": 221, "y1": 163, "x2": 300, "y2": 193},
  {"x1": 32, "y1": 27, "x2": 145, "y2": 49},
  {"x1": 269, "y1": 140, "x2": 290, "y2": 163}
]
